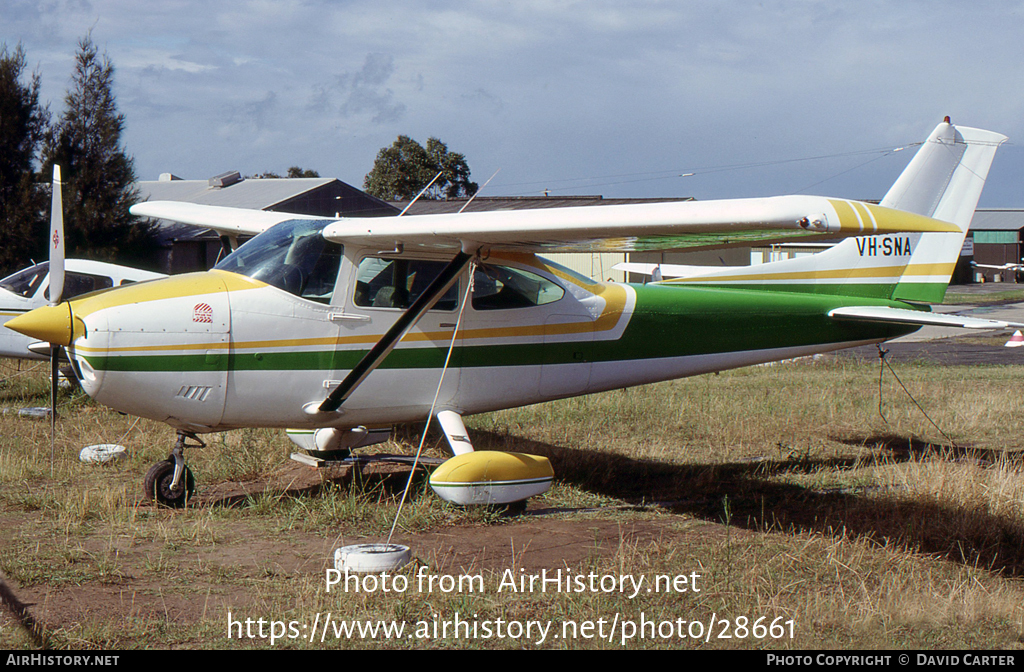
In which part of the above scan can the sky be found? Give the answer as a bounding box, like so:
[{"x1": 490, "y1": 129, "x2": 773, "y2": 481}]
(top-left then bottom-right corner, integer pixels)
[{"x1": 5, "y1": 0, "x2": 1024, "y2": 206}]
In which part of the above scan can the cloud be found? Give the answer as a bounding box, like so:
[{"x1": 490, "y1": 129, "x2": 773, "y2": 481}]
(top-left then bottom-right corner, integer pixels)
[
  {"x1": 241, "y1": 90, "x2": 278, "y2": 131},
  {"x1": 13, "y1": 1, "x2": 1024, "y2": 201},
  {"x1": 309, "y1": 52, "x2": 407, "y2": 124}
]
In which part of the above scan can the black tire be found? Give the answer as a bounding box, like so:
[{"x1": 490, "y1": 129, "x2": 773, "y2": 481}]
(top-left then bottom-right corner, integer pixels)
[{"x1": 143, "y1": 459, "x2": 196, "y2": 508}]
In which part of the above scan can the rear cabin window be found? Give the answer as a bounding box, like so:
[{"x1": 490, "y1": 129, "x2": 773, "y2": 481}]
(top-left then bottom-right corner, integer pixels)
[
  {"x1": 44, "y1": 272, "x2": 114, "y2": 301},
  {"x1": 471, "y1": 265, "x2": 564, "y2": 310},
  {"x1": 55, "y1": 272, "x2": 113, "y2": 301},
  {"x1": 353, "y1": 257, "x2": 458, "y2": 311}
]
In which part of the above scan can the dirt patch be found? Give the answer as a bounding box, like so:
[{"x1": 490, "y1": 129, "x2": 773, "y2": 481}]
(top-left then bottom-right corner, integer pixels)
[
  {"x1": 195, "y1": 459, "x2": 426, "y2": 507},
  {"x1": 3, "y1": 461, "x2": 720, "y2": 640}
]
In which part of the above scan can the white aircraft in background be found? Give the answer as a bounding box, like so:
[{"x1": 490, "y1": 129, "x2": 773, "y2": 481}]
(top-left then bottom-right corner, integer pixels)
[
  {"x1": 970, "y1": 260, "x2": 1024, "y2": 274},
  {"x1": 0, "y1": 259, "x2": 165, "y2": 361},
  {"x1": 9, "y1": 119, "x2": 1022, "y2": 511}
]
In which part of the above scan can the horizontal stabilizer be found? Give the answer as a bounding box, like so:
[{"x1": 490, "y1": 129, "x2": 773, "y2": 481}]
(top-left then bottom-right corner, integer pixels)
[{"x1": 828, "y1": 305, "x2": 1024, "y2": 330}]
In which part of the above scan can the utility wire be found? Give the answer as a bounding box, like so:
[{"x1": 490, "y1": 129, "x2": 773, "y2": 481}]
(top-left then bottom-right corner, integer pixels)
[
  {"x1": 386, "y1": 263, "x2": 476, "y2": 546},
  {"x1": 493, "y1": 143, "x2": 922, "y2": 196},
  {"x1": 876, "y1": 345, "x2": 956, "y2": 448}
]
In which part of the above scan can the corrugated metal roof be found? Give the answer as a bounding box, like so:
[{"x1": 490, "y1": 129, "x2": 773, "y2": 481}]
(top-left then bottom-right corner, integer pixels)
[
  {"x1": 970, "y1": 208, "x2": 1024, "y2": 232},
  {"x1": 137, "y1": 175, "x2": 399, "y2": 244},
  {"x1": 138, "y1": 177, "x2": 336, "y2": 210}
]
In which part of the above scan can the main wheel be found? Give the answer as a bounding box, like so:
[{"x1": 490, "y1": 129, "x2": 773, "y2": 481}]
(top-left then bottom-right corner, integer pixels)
[{"x1": 143, "y1": 459, "x2": 196, "y2": 508}]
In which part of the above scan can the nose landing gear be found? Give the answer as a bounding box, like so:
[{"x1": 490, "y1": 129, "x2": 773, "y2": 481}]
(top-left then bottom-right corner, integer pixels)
[{"x1": 143, "y1": 431, "x2": 202, "y2": 508}]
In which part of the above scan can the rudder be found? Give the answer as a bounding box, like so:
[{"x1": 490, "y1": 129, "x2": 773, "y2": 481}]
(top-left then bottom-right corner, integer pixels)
[{"x1": 659, "y1": 119, "x2": 1006, "y2": 304}]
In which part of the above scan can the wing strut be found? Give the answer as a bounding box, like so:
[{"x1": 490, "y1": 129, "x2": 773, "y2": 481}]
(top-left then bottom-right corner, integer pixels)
[{"x1": 314, "y1": 250, "x2": 474, "y2": 414}]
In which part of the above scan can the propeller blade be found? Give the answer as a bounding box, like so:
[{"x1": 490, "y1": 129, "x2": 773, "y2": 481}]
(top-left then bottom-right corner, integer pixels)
[
  {"x1": 49, "y1": 343, "x2": 58, "y2": 475},
  {"x1": 49, "y1": 165, "x2": 65, "y2": 306},
  {"x1": 50, "y1": 345, "x2": 59, "y2": 420},
  {"x1": 47, "y1": 165, "x2": 66, "y2": 475}
]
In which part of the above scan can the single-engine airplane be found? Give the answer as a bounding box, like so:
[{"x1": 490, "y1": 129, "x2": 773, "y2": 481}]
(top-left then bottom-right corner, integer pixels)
[
  {"x1": 0, "y1": 259, "x2": 164, "y2": 361},
  {"x1": 9, "y1": 119, "x2": 1020, "y2": 508},
  {"x1": 971, "y1": 260, "x2": 1024, "y2": 275}
]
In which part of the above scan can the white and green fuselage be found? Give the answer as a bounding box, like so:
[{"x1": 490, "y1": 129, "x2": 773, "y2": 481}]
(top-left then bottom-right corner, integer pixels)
[
  {"x1": 58, "y1": 250, "x2": 917, "y2": 434},
  {"x1": 7, "y1": 120, "x2": 1007, "y2": 439}
]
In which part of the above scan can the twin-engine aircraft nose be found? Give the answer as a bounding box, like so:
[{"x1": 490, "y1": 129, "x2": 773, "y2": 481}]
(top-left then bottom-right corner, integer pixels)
[{"x1": 5, "y1": 303, "x2": 80, "y2": 347}]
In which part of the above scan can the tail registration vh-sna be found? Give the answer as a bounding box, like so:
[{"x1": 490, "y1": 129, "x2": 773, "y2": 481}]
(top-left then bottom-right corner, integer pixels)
[
  {"x1": 855, "y1": 236, "x2": 912, "y2": 257},
  {"x1": 8, "y1": 119, "x2": 1020, "y2": 508}
]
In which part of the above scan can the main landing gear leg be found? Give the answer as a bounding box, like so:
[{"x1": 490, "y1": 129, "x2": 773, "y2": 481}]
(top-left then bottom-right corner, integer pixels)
[{"x1": 143, "y1": 431, "x2": 201, "y2": 508}]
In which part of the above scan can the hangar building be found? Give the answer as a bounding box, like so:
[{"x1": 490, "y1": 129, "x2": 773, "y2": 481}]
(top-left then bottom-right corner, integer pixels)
[
  {"x1": 137, "y1": 172, "x2": 396, "y2": 274},
  {"x1": 969, "y1": 208, "x2": 1024, "y2": 283}
]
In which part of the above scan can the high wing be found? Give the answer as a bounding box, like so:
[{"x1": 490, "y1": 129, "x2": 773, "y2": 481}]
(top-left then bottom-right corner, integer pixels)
[
  {"x1": 130, "y1": 201, "x2": 320, "y2": 238},
  {"x1": 828, "y1": 306, "x2": 1024, "y2": 330},
  {"x1": 319, "y1": 195, "x2": 958, "y2": 253},
  {"x1": 132, "y1": 194, "x2": 960, "y2": 255}
]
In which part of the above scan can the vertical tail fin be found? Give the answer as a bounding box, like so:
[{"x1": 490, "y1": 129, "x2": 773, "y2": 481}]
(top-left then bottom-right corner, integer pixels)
[
  {"x1": 664, "y1": 119, "x2": 1007, "y2": 303},
  {"x1": 881, "y1": 118, "x2": 1006, "y2": 229},
  {"x1": 880, "y1": 120, "x2": 1006, "y2": 302}
]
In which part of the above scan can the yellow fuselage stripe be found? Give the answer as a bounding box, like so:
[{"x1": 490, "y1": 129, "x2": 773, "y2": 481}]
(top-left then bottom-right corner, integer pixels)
[
  {"x1": 71, "y1": 275, "x2": 628, "y2": 354},
  {"x1": 665, "y1": 262, "x2": 956, "y2": 284}
]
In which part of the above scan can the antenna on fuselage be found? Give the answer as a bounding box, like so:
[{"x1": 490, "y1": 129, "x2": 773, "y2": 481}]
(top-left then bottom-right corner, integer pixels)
[
  {"x1": 457, "y1": 168, "x2": 501, "y2": 214},
  {"x1": 397, "y1": 171, "x2": 443, "y2": 217}
]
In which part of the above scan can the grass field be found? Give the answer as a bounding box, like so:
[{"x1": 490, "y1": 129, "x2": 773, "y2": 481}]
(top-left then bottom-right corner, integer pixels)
[
  {"x1": 1, "y1": 353, "x2": 1023, "y2": 650},
  {"x1": 943, "y1": 288, "x2": 1024, "y2": 305}
]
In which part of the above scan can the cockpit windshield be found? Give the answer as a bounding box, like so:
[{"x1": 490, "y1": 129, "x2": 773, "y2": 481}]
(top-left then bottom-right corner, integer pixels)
[
  {"x1": 0, "y1": 262, "x2": 48, "y2": 298},
  {"x1": 214, "y1": 219, "x2": 342, "y2": 304}
]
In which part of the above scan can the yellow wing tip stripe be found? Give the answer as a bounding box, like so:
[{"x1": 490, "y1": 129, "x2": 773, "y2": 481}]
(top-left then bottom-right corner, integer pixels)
[
  {"x1": 828, "y1": 200, "x2": 960, "y2": 234},
  {"x1": 851, "y1": 201, "x2": 873, "y2": 233}
]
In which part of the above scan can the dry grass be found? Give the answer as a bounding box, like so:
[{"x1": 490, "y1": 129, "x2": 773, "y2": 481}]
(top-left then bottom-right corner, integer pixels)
[
  {"x1": 943, "y1": 289, "x2": 1024, "y2": 305},
  {"x1": 2, "y1": 354, "x2": 1024, "y2": 649}
]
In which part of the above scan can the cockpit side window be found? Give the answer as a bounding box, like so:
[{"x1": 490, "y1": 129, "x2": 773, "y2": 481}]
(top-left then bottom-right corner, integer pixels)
[
  {"x1": 353, "y1": 257, "x2": 458, "y2": 311},
  {"x1": 471, "y1": 264, "x2": 564, "y2": 310},
  {"x1": 0, "y1": 263, "x2": 48, "y2": 298},
  {"x1": 215, "y1": 219, "x2": 342, "y2": 304}
]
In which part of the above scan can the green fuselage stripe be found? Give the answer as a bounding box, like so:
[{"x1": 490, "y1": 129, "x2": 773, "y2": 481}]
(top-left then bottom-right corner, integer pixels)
[{"x1": 79, "y1": 285, "x2": 919, "y2": 373}]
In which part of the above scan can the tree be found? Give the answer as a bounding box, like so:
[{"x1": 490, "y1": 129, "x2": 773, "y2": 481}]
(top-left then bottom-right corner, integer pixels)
[
  {"x1": 287, "y1": 166, "x2": 319, "y2": 178},
  {"x1": 249, "y1": 167, "x2": 320, "y2": 179},
  {"x1": 41, "y1": 35, "x2": 156, "y2": 267},
  {"x1": 425, "y1": 138, "x2": 477, "y2": 199},
  {"x1": 0, "y1": 43, "x2": 49, "y2": 275},
  {"x1": 363, "y1": 135, "x2": 477, "y2": 201}
]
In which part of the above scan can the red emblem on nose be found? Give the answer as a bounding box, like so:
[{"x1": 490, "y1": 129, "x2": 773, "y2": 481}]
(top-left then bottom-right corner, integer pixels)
[
  {"x1": 192, "y1": 303, "x2": 213, "y2": 323},
  {"x1": 52, "y1": 231, "x2": 60, "y2": 249}
]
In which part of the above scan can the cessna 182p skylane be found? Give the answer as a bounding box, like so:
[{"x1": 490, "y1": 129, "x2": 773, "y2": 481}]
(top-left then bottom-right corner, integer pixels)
[{"x1": 8, "y1": 119, "x2": 1021, "y2": 508}]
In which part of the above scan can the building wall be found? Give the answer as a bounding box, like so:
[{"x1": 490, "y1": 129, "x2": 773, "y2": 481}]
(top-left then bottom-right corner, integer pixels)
[
  {"x1": 272, "y1": 181, "x2": 397, "y2": 218},
  {"x1": 973, "y1": 234, "x2": 1021, "y2": 282}
]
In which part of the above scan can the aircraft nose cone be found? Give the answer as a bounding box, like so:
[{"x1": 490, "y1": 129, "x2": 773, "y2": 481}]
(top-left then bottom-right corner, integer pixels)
[{"x1": 5, "y1": 303, "x2": 75, "y2": 346}]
